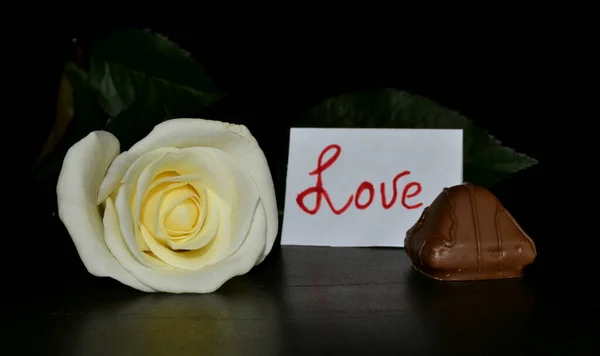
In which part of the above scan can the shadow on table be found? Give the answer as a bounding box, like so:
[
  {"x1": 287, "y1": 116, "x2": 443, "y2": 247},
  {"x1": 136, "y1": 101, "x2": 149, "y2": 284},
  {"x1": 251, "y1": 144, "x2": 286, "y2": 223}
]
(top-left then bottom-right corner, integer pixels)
[
  {"x1": 404, "y1": 270, "x2": 538, "y2": 355},
  {"x1": 274, "y1": 246, "x2": 547, "y2": 356}
]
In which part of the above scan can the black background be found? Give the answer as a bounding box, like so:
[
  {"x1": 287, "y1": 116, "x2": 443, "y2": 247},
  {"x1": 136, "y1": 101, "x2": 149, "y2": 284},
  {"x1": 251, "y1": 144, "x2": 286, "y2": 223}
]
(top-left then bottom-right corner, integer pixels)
[{"x1": 11, "y1": 24, "x2": 594, "y2": 355}]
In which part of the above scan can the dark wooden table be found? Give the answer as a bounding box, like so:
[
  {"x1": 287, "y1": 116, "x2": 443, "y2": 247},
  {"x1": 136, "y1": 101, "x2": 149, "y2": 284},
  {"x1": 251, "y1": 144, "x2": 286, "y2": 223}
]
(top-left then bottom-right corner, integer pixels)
[{"x1": 10, "y1": 244, "x2": 598, "y2": 356}]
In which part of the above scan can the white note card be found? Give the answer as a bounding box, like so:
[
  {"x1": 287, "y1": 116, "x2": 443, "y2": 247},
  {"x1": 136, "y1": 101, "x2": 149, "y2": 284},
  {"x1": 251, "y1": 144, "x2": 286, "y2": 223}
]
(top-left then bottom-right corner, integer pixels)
[{"x1": 281, "y1": 128, "x2": 463, "y2": 247}]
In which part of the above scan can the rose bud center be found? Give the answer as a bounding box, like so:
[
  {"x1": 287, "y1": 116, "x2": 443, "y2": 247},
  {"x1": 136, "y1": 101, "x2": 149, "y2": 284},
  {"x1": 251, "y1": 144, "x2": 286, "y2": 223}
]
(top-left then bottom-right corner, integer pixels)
[
  {"x1": 164, "y1": 198, "x2": 199, "y2": 231},
  {"x1": 156, "y1": 184, "x2": 203, "y2": 240}
]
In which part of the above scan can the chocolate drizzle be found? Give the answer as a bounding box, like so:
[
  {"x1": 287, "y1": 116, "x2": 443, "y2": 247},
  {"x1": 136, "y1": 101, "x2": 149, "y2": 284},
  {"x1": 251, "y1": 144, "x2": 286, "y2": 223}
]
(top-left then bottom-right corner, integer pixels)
[
  {"x1": 466, "y1": 184, "x2": 482, "y2": 272},
  {"x1": 494, "y1": 205, "x2": 504, "y2": 273},
  {"x1": 442, "y1": 188, "x2": 458, "y2": 248}
]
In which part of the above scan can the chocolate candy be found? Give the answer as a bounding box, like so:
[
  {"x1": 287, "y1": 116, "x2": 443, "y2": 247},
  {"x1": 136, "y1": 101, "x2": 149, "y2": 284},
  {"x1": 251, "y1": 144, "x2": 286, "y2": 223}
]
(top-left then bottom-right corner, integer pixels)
[{"x1": 404, "y1": 183, "x2": 536, "y2": 281}]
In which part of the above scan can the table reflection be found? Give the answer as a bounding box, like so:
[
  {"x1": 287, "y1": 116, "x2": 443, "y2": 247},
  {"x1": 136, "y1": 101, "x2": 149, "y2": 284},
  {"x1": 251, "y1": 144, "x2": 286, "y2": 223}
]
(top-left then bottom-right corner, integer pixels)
[
  {"x1": 23, "y1": 246, "x2": 546, "y2": 356},
  {"x1": 64, "y1": 281, "x2": 284, "y2": 356}
]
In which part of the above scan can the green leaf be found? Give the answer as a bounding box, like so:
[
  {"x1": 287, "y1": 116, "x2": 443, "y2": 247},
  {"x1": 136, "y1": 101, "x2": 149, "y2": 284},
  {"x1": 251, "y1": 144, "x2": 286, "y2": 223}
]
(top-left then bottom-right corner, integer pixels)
[
  {"x1": 34, "y1": 28, "x2": 223, "y2": 183},
  {"x1": 298, "y1": 88, "x2": 537, "y2": 188},
  {"x1": 34, "y1": 63, "x2": 109, "y2": 181},
  {"x1": 87, "y1": 28, "x2": 224, "y2": 149}
]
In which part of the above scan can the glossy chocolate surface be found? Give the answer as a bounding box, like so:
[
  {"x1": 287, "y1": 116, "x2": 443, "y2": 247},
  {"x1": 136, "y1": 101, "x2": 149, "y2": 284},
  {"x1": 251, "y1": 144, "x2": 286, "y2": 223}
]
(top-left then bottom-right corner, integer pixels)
[{"x1": 405, "y1": 183, "x2": 536, "y2": 281}]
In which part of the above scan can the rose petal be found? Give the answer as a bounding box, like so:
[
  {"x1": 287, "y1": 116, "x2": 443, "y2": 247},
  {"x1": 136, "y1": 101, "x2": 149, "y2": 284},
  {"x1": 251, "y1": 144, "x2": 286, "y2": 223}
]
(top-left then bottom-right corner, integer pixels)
[
  {"x1": 135, "y1": 150, "x2": 233, "y2": 209},
  {"x1": 194, "y1": 147, "x2": 260, "y2": 257},
  {"x1": 115, "y1": 148, "x2": 176, "y2": 269},
  {"x1": 57, "y1": 131, "x2": 153, "y2": 292},
  {"x1": 97, "y1": 152, "x2": 131, "y2": 204},
  {"x1": 104, "y1": 197, "x2": 267, "y2": 293},
  {"x1": 97, "y1": 119, "x2": 278, "y2": 263}
]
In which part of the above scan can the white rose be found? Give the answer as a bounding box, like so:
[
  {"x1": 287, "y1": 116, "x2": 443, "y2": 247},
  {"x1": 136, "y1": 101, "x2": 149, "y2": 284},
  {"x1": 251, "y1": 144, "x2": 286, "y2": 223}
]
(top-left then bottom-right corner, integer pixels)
[{"x1": 57, "y1": 118, "x2": 278, "y2": 293}]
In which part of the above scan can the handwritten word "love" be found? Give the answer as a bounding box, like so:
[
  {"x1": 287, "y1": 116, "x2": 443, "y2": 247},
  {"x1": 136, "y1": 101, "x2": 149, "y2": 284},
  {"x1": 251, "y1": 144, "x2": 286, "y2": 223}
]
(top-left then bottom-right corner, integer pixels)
[{"x1": 296, "y1": 144, "x2": 423, "y2": 215}]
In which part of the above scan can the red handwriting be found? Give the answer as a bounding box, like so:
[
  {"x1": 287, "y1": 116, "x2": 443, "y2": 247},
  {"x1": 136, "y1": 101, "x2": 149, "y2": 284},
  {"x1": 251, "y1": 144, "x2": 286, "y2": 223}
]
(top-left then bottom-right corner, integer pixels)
[{"x1": 296, "y1": 144, "x2": 423, "y2": 215}]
